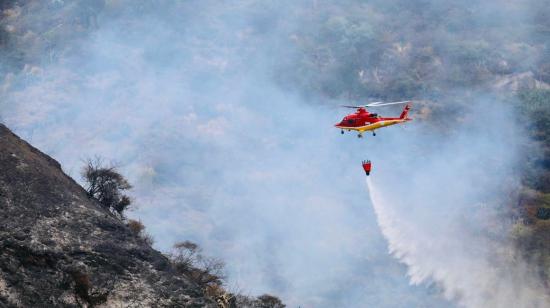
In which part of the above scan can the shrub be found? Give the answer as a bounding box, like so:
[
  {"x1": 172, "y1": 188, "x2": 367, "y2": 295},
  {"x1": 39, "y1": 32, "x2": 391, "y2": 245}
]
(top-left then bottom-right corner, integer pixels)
[
  {"x1": 127, "y1": 219, "x2": 155, "y2": 246},
  {"x1": 82, "y1": 157, "x2": 132, "y2": 217},
  {"x1": 233, "y1": 294, "x2": 286, "y2": 308},
  {"x1": 64, "y1": 269, "x2": 109, "y2": 307},
  {"x1": 169, "y1": 241, "x2": 225, "y2": 288},
  {"x1": 536, "y1": 207, "x2": 550, "y2": 220},
  {"x1": 257, "y1": 294, "x2": 286, "y2": 308}
]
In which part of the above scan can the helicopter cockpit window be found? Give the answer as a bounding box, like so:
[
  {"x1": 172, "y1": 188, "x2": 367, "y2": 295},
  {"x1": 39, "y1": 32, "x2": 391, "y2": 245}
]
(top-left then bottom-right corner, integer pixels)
[
  {"x1": 370, "y1": 113, "x2": 378, "y2": 118},
  {"x1": 347, "y1": 119, "x2": 355, "y2": 124}
]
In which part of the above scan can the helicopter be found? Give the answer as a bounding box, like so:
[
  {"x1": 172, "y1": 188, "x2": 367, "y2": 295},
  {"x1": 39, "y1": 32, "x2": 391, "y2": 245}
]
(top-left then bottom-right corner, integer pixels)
[{"x1": 334, "y1": 101, "x2": 412, "y2": 138}]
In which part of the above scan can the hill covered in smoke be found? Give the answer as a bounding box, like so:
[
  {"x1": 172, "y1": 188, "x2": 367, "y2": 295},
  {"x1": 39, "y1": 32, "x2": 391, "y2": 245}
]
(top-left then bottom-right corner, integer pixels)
[
  {"x1": 0, "y1": 123, "x2": 215, "y2": 306},
  {"x1": 1, "y1": 0, "x2": 550, "y2": 307}
]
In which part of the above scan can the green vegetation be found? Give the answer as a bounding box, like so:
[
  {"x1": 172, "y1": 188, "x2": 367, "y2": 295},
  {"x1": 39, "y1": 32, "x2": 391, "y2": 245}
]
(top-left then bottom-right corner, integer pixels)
[
  {"x1": 512, "y1": 89, "x2": 550, "y2": 284},
  {"x1": 278, "y1": 0, "x2": 550, "y2": 100},
  {"x1": 518, "y1": 89, "x2": 550, "y2": 144},
  {"x1": 516, "y1": 90, "x2": 550, "y2": 193}
]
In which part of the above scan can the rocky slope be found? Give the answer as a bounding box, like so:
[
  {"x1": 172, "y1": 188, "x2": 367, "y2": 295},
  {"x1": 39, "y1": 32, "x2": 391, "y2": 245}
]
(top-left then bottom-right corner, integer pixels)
[{"x1": 0, "y1": 123, "x2": 215, "y2": 307}]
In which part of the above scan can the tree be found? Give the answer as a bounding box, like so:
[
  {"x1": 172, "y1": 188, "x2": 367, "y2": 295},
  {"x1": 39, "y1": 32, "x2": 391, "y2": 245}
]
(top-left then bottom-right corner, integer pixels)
[{"x1": 82, "y1": 157, "x2": 132, "y2": 217}]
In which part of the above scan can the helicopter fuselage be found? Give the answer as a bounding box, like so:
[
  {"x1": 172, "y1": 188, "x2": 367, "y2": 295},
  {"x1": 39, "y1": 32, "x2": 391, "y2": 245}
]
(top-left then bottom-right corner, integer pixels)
[{"x1": 335, "y1": 105, "x2": 411, "y2": 136}]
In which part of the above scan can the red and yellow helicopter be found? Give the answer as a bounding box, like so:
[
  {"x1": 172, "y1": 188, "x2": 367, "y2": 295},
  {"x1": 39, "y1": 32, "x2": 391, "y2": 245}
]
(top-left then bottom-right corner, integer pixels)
[{"x1": 335, "y1": 101, "x2": 412, "y2": 138}]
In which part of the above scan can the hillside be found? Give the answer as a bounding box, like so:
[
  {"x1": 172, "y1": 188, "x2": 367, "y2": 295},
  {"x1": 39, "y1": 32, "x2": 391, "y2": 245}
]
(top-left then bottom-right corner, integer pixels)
[{"x1": 0, "y1": 123, "x2": 214, "y2": 307}]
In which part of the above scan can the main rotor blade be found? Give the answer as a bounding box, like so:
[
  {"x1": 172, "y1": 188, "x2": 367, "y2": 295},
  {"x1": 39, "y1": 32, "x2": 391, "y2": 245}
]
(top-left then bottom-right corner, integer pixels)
[
  {"x1": 340, "y1": 101, "x2": 411, "y2": 108},
  {"x1": 341, "y1": 101, "x2": 383, "y2": 108},
  {"x1": 365, "y1": 101, "x2": 410, "y2": 107},
  {"x1": 341, "y1": 105, "x2": 366, "y2": 108}
]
